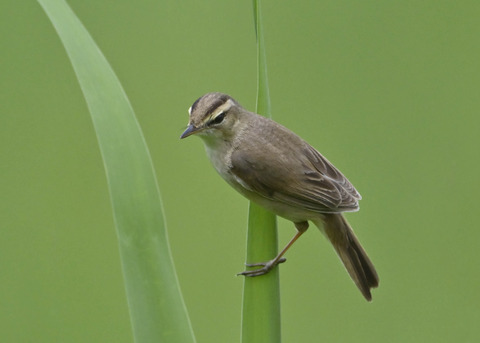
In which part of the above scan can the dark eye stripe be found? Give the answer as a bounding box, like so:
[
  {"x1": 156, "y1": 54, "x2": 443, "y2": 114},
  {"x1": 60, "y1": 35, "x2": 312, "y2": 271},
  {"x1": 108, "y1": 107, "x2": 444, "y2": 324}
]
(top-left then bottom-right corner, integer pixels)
[{"x1": 208, "y1": 112, "x2": 226, "y2": 126}]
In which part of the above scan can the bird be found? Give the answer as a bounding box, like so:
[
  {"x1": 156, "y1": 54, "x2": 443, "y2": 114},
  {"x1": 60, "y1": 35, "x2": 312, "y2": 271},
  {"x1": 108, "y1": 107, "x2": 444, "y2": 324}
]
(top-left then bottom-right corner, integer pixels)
[{"x1": 181, "y1": 92, "x2": 379, "y2": 300}]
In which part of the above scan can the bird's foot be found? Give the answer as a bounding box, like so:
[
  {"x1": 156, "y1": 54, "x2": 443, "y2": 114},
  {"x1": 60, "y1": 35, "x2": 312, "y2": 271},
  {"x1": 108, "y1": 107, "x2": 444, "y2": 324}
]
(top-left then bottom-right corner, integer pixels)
[{"x1": 237, "y1": 257, "x2": 287, "y2": 277}]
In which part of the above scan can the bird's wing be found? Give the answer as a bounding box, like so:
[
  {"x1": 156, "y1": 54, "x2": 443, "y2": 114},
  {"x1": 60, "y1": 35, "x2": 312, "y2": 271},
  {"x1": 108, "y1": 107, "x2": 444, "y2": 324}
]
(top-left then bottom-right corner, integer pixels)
[{"x1": 230, "y1": 135, "x2": 361, "y2": 214}]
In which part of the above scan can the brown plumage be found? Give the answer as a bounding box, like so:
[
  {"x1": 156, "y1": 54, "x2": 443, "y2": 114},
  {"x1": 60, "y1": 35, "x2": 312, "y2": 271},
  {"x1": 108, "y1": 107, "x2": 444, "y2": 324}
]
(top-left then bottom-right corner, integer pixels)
[{"x1": 181, "y1": 92, "x2": 379, "y2": 301}]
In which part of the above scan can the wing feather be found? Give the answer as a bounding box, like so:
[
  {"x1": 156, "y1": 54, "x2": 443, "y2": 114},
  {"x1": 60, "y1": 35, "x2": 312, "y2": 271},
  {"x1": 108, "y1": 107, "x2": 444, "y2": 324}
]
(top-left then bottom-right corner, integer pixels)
[{"x1": 230, "y1": 122, "x2": 360, "y2": 214}]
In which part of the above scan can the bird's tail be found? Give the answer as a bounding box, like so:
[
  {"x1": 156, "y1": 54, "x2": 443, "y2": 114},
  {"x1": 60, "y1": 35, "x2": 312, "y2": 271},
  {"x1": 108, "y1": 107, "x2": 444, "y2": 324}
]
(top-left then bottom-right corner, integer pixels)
[{"x1": 320, "y1": 214, "x2": 379, "y2": 301}]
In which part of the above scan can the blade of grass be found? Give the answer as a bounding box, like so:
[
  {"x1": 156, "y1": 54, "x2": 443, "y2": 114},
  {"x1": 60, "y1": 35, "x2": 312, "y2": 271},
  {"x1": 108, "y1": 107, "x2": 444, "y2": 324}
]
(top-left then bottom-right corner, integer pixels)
[
  {"x1": 241, "y1": 1, "x2": 281, "y2": 342},
  {"x1": 36, "y1": 1, "x2": 195, "y2": 342}
]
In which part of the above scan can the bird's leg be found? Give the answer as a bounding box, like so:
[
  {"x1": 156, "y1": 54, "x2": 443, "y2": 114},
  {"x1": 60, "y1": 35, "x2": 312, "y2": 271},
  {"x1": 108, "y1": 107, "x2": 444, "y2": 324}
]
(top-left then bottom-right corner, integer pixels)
[{"x1": 238, "y1": 221, "x2": 309, "y2": 277}]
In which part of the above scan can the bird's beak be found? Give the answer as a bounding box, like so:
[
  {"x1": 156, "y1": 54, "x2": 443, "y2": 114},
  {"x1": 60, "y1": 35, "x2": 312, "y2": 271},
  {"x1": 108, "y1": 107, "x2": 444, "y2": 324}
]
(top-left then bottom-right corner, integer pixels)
[{"x1": 180, "y1": 124, "x2": 199, "y2": 139}]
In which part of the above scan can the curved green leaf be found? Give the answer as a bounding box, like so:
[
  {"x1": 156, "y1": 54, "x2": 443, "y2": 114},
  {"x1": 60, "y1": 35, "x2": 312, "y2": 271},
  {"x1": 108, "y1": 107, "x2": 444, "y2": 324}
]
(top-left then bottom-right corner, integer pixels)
[{"x1": 37, "y1": 1, "x2": 196, "y2": 342}]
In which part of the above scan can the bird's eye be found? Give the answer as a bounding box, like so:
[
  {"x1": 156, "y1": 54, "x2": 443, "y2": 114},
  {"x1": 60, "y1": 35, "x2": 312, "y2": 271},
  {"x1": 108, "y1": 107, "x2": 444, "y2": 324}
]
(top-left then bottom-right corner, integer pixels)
[{"x1": 209, "y1": 112, "x2": 226, "y2": 126}]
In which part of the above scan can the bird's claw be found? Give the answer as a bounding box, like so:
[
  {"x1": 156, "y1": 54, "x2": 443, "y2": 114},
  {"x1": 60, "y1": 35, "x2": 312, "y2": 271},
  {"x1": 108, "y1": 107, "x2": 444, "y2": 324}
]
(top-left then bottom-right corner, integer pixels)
[{"x1": 237, "y1": 258, "x2": 287, "y2": 277}]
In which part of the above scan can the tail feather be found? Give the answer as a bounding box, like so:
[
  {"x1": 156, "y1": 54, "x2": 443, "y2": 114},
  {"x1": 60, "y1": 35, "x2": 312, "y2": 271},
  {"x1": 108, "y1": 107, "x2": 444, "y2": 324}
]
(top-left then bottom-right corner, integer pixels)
[{"x1": 321, "y1": 214, "x2": 379, "y2": 301}]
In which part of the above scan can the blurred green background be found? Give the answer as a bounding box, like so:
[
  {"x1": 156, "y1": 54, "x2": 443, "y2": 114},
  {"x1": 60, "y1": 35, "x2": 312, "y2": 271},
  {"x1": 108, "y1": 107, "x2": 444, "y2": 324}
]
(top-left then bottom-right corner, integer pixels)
[{"x1": 2, "y1": 1, "x2": 479, "y2": 342}]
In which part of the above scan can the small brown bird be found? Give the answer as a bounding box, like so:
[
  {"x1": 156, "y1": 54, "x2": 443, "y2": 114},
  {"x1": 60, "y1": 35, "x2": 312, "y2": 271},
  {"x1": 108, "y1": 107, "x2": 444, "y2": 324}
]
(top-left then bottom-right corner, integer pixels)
[{"x1": 181, "y1": 92, "x2": 379, "y2": 300}]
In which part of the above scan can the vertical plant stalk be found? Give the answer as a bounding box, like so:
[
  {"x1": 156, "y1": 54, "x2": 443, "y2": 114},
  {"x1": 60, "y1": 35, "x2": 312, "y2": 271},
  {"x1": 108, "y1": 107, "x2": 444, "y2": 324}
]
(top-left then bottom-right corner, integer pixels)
[
  {"x1": 241, "y1": 1, "x2": 281, "y2": 343},
  {"x1": 37, "y1": 1, "x2": 195, "y2": 342}
]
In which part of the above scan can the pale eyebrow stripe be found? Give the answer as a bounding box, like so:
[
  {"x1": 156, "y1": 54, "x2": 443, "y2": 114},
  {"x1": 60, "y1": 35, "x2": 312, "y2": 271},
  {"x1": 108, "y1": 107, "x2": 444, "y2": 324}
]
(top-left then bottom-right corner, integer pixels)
[{"x1": 205, "y1": 94, "x2": 230, "y2": 116}]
